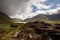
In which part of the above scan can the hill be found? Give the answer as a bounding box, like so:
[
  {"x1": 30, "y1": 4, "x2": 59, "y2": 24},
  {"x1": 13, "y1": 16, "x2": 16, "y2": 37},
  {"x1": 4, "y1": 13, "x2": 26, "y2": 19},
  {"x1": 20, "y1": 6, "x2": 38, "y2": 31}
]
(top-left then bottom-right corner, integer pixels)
[{"x1": 0, "y1": 12, "x2": 13, "y2": 23}]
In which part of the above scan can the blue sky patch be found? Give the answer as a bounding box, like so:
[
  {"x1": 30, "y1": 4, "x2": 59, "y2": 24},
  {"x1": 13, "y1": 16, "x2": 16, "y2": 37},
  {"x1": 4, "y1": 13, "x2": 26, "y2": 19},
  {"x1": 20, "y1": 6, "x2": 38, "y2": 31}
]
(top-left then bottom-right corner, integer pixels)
[{"x1": 31, "y1": 0, "x2": 60, "y2": 13}]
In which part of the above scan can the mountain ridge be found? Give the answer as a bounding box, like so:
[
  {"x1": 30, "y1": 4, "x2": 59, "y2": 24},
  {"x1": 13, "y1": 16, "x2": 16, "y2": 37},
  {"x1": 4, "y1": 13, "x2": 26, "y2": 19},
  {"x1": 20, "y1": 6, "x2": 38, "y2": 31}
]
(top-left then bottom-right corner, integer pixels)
[
  {"x1": 13, "y1": 14, "x2": 60, "y2": 22},
  {"x1": 0, "y1": 12, "x2": 13, "y2": 23}
]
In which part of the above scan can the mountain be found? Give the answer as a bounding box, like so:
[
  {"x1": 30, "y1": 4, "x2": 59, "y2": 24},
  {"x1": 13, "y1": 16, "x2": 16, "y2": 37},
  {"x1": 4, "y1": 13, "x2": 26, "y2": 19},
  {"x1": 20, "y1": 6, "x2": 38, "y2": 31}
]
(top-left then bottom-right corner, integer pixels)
[
  {"x1": 13, "y1": 13, "x2": 60, "y2": 23},
  {"x1": 24, "y1": 14, "x2": 60, "y2": 22},
  {"x1": 23, "y1": 14, "x2": 48, "y2": 22},
  {"x1": 0, "y1": 12, "x2": 13, "y2": 23},
  {"x1": 12, "y1": 15, "x2": 45, "y2": 23},
  {"x1": 12, "y1": 14, "x2": 49, "y2": 22},
  {"x1": 45, "y1": 14, "x2": 60, "y2": 21}
]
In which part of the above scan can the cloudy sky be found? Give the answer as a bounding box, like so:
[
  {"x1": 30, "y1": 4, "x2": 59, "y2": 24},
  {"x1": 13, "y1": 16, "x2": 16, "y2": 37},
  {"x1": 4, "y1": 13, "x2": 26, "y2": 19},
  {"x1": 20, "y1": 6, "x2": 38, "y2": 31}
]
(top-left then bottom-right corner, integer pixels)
[{"x1": 0, "y1": 0, "x2": 60, "y2": 20}]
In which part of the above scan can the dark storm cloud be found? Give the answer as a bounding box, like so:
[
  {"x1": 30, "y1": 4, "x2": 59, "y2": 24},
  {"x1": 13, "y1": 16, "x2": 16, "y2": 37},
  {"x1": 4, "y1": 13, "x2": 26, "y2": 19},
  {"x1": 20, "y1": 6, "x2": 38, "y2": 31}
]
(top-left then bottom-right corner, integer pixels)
[{"x1": 0, "y1": 0, "x2": 30, "y2": 16}]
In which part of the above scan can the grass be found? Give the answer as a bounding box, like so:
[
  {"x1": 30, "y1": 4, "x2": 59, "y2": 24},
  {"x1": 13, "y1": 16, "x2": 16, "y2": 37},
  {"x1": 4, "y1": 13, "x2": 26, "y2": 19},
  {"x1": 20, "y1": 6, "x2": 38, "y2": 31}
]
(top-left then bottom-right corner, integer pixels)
[
  {"x1": 0, "y1": 20, "x2": 60, "y2": 40},
  {"x1": 0, "y1": 23, "x2": 24, "y2": 40},
  {"x1": 45, "y1": 21, "x2": 60, "y2": 24}
]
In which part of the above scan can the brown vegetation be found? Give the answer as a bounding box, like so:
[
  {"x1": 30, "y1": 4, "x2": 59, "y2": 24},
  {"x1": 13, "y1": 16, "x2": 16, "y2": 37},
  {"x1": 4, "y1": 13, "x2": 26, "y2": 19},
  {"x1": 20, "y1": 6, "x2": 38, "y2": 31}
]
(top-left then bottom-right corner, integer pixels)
[
  {"x1": 0, "y1": 21, "x2": 60, "y2": 40},
  {"x1": 12, "y1": 21, "x2": 60, "y2": 40}
]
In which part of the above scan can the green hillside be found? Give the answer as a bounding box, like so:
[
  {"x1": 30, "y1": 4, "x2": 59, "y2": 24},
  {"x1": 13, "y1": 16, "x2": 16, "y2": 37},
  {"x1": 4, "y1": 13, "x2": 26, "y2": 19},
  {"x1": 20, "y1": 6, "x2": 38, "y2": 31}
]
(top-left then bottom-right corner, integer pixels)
[{"x1": 0, "y1": 12, "x2": 13, "y2": 23}]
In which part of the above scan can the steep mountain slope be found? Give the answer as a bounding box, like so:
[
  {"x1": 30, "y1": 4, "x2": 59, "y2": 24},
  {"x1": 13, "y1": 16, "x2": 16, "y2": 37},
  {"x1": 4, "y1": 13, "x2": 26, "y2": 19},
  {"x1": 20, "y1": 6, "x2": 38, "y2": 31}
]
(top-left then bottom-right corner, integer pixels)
[
  {"x1": 12, "y1": 14, "x2": 47, "y2": 23},
  {"x1": 24, "y1": 14, "x2": 60, "y2": 22},
  {"x1": 13, "y1": 14, "x2": 60, "y2": 23},
  {"x1": 45, "y1": 14, "x2": 60, "y2": 21},
  {"x1": 0, "y1": 12, "x2": 13, "y2": 23},
  {"x1": 23, "y1": 14, "x2": 48, "y2": 22}
]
